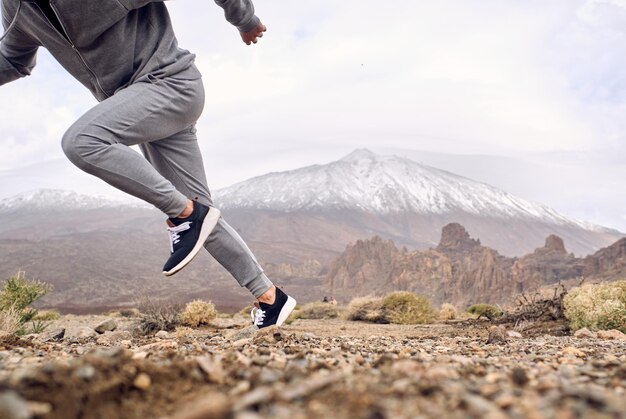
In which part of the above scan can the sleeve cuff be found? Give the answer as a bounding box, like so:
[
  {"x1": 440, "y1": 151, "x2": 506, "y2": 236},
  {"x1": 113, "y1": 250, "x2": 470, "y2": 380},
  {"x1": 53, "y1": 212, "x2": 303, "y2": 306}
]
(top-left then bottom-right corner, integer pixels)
[{"x1": 237, "y1": 15, "x2": 260, "y2": 33}]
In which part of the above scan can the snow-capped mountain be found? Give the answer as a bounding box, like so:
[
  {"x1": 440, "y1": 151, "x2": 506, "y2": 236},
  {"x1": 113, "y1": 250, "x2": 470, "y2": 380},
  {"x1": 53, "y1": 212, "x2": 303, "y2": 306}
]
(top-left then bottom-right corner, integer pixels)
[
  {"x1": 215, "y1": 149, "x2": 612, "y2": 233},
  {"x1": 0, "y1": 150, "x2": 622, "y2": 258},
  {"x1": 0, "y1": 189, "x2": 150, "y2": 212}
]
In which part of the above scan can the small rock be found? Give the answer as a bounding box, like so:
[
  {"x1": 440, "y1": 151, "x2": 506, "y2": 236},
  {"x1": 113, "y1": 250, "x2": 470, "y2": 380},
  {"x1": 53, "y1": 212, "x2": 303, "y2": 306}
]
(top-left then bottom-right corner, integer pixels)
[
  {"x1": 462, "y1": 394, "x2": 505, "y2": 418},
  {"x1": 74, "y1": 365, "x2": 96, "y2": 381},
  {"x1": 233, "y1": 338, "x2": 251, "y2": 349},
  {"x1": 171, "y1": 393, "x2": 230, "y2": 419},
  {"x1": 507, "y1": 331, "x2": 522, "y2": 339},
  {"x1": 155, "y1": 331, "x2": 170, "y2": 339},
  {"x1": 511, "y1": 367, "x2": 528, "y2": 386},
  {"x1": 76, "y1": 327, "x2": 97, "y2": 339},
  {"x1": 96, "y1": 331, "x2": 132, "y2": 346},
  {"x1": 120, "y1": 340, "x2": 132, "y2": 349},
  {"x1": 132, "y1": 351, "x2": 149, "y2": 360},
  {"x1": 561, "y1": 346, "x2": 585, "y2": 358},
  {"x1": 391, "y1": 359, "x2": 422, "y2": 375},
  {"x1": 597, "y1": 329, "x2": 626, "y2": 340},
  {"x1": 280, "y1": 372, "x2": 345, "y2": 402},
  {"x1": 94, "y1": 319, "x2": 117, "y2": 334},
  {"x1": 486, "y1": 326, "x2": 508, "y2": 344},
  {"x1": 226, "y1": 325, "x2": 258, "y2": 341},
  {"x1": 0, "y1": 391, "x2": 32, "y2": 419},
  {"x1": 253, "y1": 326, "x2": 283, "y2": 345},
  {"x1": 26, "y1": 401, "x2": 52, "y2": 417},
  {"x1": 573, "y1": 327, "x2": 596, "y2": 338},
  {"x1": 233, "y1": 387, "x2": 274, "y2": 411},
  {"x1": 234, "y1": 352, "x2": 252, "y2": 368},
  {"x1": 0, "y1": 333, "x2": 18, "y2": 346},
  {"x1": 258, "y1": 367, "x2": 281, "y2": 384},
  {"x1": 39, "y1": 328, "x2": 65, "y2": 342},
  {"x1": 137, "y1": 341, "x2": 178, "y2": 352},
  {"x1": 133, "y1": 373, "x2": 151, "y2": 390},
  {"x1": 196, "y1": 356, "x2": 225, "y2": 384},
  {"x1": 209, "y1": 318, "x2": 240, "y2": 329}
]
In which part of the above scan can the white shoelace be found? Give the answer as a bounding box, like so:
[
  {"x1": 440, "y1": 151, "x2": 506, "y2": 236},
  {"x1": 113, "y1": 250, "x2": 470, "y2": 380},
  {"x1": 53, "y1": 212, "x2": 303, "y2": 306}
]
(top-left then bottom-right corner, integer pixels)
[
  {"x1": 251, "y1": 307, "x2": 266, "y2": 326},
  {"x1": 166, "y1": 221, "x2": 192, "y2": 253}
]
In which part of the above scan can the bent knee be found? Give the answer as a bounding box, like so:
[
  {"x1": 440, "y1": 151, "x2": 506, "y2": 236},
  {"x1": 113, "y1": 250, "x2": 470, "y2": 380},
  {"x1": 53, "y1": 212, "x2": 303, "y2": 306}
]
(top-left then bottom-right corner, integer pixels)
[{"x1": 61, "y1": 126, "x2": 110, "y2": 169}]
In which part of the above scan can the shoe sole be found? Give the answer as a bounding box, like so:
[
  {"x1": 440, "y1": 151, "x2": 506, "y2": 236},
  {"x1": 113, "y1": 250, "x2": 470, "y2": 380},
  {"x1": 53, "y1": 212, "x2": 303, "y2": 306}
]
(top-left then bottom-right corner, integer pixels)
[
  {"x1": 276, "y1": 296, "x2": 297, "y2": 327},
  {"x1": 163, "y1": 207, "x2": 221, "y2": 277}
]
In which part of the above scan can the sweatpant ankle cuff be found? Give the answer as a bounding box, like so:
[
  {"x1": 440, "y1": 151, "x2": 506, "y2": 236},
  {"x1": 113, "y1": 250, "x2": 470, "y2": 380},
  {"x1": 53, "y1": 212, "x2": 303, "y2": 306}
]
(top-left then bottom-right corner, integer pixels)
[{"x1": 247, "y1": 272, "x2": 273, "y2": 298}]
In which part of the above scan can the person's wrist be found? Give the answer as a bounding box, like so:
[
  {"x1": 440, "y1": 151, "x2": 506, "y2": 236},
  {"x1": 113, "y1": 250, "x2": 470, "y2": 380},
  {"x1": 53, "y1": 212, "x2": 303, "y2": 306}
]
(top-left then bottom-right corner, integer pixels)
[{"x1": 238, "y1": 15, "x2": 260, "y2": 33}]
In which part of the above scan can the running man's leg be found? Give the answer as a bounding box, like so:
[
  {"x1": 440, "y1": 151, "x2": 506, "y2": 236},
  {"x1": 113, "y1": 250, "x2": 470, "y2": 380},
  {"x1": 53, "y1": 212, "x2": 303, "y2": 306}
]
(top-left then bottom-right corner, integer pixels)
[{"x1": 139, "y1": 125, "x2": 273, "y2": 298}]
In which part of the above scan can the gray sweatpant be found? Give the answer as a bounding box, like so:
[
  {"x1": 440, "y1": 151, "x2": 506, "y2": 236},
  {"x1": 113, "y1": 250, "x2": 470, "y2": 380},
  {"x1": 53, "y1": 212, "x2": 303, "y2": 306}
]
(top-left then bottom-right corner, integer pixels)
[{"x1": 60, "y1": 66, "x2": 272, "y2": 298}]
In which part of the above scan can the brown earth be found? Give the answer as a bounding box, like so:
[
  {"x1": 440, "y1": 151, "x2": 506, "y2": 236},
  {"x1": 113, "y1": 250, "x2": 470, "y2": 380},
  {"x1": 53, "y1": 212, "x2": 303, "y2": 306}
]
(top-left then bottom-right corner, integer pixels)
[{"x1": 0, "y1": 314, "x2": 625, "y2": 419}]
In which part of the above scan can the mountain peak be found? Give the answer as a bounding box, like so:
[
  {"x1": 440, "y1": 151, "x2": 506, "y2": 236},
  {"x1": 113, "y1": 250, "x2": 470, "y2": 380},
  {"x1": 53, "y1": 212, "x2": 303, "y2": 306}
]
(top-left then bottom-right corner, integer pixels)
[{"x1": 339, "y1": 148, "x2": 378, "y2": 162}]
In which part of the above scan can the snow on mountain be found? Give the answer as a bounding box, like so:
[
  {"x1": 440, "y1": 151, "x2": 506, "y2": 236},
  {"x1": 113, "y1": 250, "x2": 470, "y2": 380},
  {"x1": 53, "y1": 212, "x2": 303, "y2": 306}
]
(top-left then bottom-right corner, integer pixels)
[
  {"x1": 0, "y1": 189, "x2": 150, "y2": 212},
  {"x1": 215, "y1": 149, "x2": 615, "y2": 233},
  {"x1": 0, "y1": 150, "x2": 616, "y2": 235}
]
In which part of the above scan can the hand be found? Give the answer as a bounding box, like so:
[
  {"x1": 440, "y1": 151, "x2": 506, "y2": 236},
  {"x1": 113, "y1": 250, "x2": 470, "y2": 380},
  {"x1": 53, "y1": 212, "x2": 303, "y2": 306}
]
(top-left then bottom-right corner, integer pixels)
[{"x1": 240, "y1": 23, "x2": 267, "y2": 45}]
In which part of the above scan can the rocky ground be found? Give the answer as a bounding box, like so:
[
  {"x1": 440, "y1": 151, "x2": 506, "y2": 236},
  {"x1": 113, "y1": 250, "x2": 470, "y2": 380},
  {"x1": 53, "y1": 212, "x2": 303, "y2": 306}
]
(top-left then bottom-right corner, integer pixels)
[{"x1": 0, "y1": 315, "x2": 625, "y2": 419}]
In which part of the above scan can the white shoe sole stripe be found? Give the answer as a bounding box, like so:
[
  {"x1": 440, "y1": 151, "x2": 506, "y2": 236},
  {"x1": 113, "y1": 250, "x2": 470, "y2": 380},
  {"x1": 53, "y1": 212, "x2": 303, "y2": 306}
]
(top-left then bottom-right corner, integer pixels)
[
  {"x1": 276, "y1": 296, "x2": 297, "y2": 326},
  {"x1": 163, "y1": 207, "x2": 221, "y2": 276}
]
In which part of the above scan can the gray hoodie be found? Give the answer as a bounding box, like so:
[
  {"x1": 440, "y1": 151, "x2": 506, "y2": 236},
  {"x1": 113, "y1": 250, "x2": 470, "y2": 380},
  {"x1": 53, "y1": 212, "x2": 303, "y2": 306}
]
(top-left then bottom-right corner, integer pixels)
[{"x1": 0, "y1": 0, "x2": 259, "y2": 101}]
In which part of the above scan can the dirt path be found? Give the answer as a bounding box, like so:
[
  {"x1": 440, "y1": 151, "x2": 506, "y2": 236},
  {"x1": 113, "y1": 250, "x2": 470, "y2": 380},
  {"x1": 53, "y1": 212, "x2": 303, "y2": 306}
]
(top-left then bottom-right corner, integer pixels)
[{"x1": 0, "y1": 317, "x2": 625, "y2": 419}]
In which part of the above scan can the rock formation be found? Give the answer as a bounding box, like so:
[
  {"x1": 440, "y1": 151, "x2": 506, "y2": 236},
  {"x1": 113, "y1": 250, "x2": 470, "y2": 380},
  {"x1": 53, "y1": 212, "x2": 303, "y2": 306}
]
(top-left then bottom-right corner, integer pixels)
[{"x1": 326, "y1": 223, "x2": 626, "y2": 307}]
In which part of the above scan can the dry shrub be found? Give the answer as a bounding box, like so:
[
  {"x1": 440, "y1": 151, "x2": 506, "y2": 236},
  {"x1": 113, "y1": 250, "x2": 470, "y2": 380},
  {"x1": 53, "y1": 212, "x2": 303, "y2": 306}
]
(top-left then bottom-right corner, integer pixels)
[
  {"x1": 439, "y1": 303, "x2": 458, "y2": 320},
  {"x1": 180, "y1": 300, "x2": 217, "y2": 328},
  {"x1": 33, "y1": 310, "x2": 61, "y2": 321},
  {"x1": 0, "y1": 271, "x2": 53, "y2": 335},
  {"x1": 175, "y1": 326, "x2": 194, "y2": 342},
  {"x1": 346, "y1": 296, "x2": 386, "y2": 323},
  {"x1": 0, "y1": 306, "x2": 22, "y2": 335},
  {"x1": 138, "y1": 298, "x2": 182, "y2": 335},
  {"x1": 467, "y1": 304, "x2": 503, "y2": 320},
  {"x1": 0, "y1": 271, "x2": 51, "y2": 312},
  {"x1": 382, "y1": 291, "x2": 436, "y2": 325},
  {"x1": 291, "y1": 302, "x2": 341, "y2": 320},
  {"x1": 564, "y1": 280, "x2": 626, "y2": 333}
]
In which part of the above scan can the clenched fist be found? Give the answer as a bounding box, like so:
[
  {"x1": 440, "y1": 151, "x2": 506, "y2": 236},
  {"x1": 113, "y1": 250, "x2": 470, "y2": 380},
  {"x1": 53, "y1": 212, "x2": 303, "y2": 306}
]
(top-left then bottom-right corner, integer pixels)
[{"x1": 240, "y1": 23, "x2": 267, "y2": 45}]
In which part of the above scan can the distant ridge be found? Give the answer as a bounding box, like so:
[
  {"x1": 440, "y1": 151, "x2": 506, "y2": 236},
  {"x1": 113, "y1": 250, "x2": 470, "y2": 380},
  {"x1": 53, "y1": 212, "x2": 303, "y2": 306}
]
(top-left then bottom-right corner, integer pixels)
[{"x1": 0, "y1": 189, "x2": 150, "y2": 212}]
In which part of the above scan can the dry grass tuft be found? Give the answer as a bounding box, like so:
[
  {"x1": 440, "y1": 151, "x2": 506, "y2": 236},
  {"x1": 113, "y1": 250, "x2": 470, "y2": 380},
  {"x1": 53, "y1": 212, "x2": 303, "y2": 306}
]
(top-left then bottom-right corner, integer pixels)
[
  {"x1": 382, "y1": 291, "x2": 436, "y2": 325},
  {"x1": 467, "y1": 304, "x2": 504, "y2": 320},
  {"x1": 137, "y1": 298, "x2": 182, "y2": 335},
  {"x1": 175, "y1": 326, "x2": 194, "y2": 343},
  {"x1": 180, "y1": 300, "x2": 217, "y2": 328},
  {"x1": 346, "y1": 296, "x2": 386, "y2": 323},
  {"x1": 291, "y1": 302, "x2": 342, "y2": 320},
  {"x1": 439, "y1": 303, "x2": 458, "y2": 320},
  {"x1": 564, "y1": 280, "x2": 626, "y2": 333},
  {"x1": 0, "y1": 306, "x2": 22, "y2": 335},
  {"x1": 33, "y1": 310, "x2": 61, "y2": 321},
  {"x1": 109, "y1": 308, "x2": 141, "y2": 318}
]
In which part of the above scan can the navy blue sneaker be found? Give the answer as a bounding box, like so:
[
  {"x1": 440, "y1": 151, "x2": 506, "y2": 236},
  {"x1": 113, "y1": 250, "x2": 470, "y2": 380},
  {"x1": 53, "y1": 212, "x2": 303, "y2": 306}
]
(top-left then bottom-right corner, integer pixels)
[
  {"x1": 163, "y1": 201, "x2": 221, "y2": 276},
  {"x1": 251, "y1": 287, "x2": 297, "y2": 328}
]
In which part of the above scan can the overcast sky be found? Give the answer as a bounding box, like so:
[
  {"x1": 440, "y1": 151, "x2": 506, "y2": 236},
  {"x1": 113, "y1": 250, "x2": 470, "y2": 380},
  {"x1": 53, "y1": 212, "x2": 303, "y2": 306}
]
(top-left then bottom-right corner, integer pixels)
[{"x1": 1, "y1": 0, "x2": 625, "y2": 231}]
